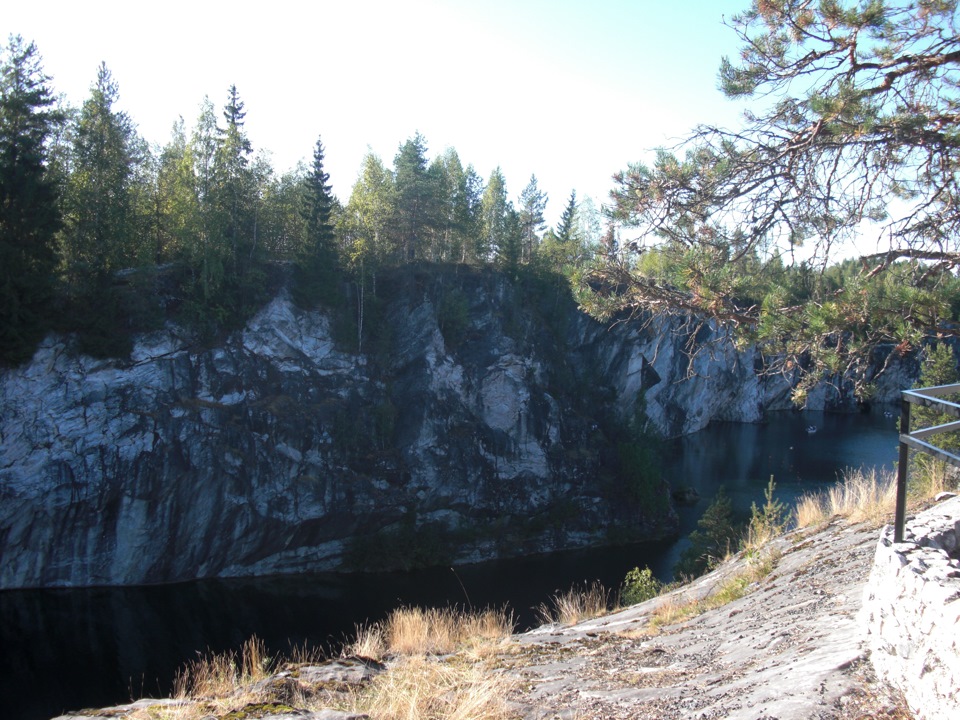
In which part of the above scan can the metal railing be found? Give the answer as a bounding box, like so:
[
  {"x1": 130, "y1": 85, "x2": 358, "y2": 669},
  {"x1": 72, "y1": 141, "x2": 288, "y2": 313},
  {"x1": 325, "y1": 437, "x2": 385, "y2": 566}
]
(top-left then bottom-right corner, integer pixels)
[{"x1": 896, "y1": 383, "x2": 960, "y2": 542}]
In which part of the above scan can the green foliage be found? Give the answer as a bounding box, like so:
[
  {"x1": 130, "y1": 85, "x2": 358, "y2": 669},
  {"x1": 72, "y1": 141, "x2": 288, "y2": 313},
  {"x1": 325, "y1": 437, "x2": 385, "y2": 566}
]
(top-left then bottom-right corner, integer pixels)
[
  {"x1": 1, "y1": 37, "x2": 611, "y2": 357},
  {"x1": 554, "y1": 190, "x2": 579, "y2": 246},
  {"x1": 747, "y1": 476, "x2": 787, "y2": 543},
  {"x1": 60, "y1": 63, "x2": 145, "y2": 285},
  {"x1": 598, "y1": 1, "x2": 960, "y2": 397},
  {"x1": 518, "y1": 174, "x2": 547, "y2": 264},
  {"x1": 393, "y1": 132, "x2": 436, "y2": 263},
  {"x1": 0, "y1": 35, "x2": 62, "y2": 365},
  {"x1": 293, "y1": 136, "x2": 340, "y2": 308},
  {"x1": 480, "y1": 166, "x2": 509, "y2": 262},
  {"x1": 909, "y1": 343, "x2": 960, "y2": 494},
  {"x1": 347, "y1": 512, "x2": 459, "y2": 572},
  {"x1": 675, "y1": 487, "x2": 739, "y2": 579},
  {"x1": 620, "y1": 566, "x2": 662, "y2": 606},
  {"x1": 437, "y1": 286, "x2": 470, "y2": 349},
  {"x1": 616, "y1": 438, "x2": 666, "y2": 512}
]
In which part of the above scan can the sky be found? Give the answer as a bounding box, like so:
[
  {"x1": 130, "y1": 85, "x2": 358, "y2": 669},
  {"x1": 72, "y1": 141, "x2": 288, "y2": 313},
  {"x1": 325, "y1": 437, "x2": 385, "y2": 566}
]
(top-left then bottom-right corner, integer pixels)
[{"x1": 4, "y1": 0, "x2": 752, "y2": 227}]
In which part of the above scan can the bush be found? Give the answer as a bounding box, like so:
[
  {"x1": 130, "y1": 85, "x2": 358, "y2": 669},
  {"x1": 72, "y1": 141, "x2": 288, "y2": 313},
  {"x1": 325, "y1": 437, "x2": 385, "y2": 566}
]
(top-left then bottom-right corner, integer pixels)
[
  {"x1": 619, "y1": 566, "x2": 662, "y2": 606},
  {"x1": 744, "y1": 477, "x2": 787, "y2": 550},
  {"x1": 674, "y1": 486, "x2": 740, "y2": 579}
]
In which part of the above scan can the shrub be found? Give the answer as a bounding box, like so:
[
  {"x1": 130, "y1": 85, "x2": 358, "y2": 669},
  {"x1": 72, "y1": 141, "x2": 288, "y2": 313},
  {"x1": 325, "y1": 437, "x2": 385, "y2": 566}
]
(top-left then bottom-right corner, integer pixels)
[
  {"x1": 743, "y1": 477, "x2": 787, "y2": 551},
  {"x1": 674, "y1": 486, "x2": 740, "y2": 579},
  {"x1": 619, "y1": 566, "x2": 663, "y2": 606}
]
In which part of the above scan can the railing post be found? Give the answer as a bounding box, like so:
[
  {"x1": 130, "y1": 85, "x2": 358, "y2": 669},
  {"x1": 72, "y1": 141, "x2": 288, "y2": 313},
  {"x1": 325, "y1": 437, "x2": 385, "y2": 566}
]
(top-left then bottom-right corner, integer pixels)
[{"x1": 895, "y1": 394, "x2": 911, "y2": 543}]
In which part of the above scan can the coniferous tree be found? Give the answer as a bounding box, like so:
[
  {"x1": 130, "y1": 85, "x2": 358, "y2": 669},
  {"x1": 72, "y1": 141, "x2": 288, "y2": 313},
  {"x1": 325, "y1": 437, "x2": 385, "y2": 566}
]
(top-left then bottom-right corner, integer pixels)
[
  {"x1": 59, "y1": 62, "x2": 147, "y2": 356},
  {"x1": 496, "y1": 204, "x2": 523, "y2": 274},
  {"x1": 538, "y1": 189, "x2": 581, "y2": 272},
  {"x1": 61, "y1": 62, "x2": 143, "y2": 285},
  {"x1": 393, "y1": 132, "x2": 434, "y2": 262},
  {"x1": 0, "y1": 36, "x2": 62, "y2": 364},
  {"x1": 293, "y1": 136, "x2": 339, "y2": 307},
  {"x1": 425, "y1": 152, "x2": 453, "y2": 261},
  {"x1": 460, "y1": 163, "x2": 484, "y2": 263},
  {"x1": 151, "y1": 118, "x2": 199, "y2": 265},
  {"x1": 480, "y1": 166, "x2": 509, "y2": 262},
  {"x1": 675, "y1": 487, "x2": 738, "y2": 578},
  {"x1": 187, "y1": 97, "x2": 221, "y2": 303},
  {"x1": 518, "y1": 174, "x2": 547, "y2": 263},
  {"x1": 555, "y1": 190, "x2": 579, "y2": 246},
  {"x1": 603, "y1": 1, "x2": 960, "y2": 396},
  {"x1": 214, "y1": 84, "x2": 256, "y2": 281}
]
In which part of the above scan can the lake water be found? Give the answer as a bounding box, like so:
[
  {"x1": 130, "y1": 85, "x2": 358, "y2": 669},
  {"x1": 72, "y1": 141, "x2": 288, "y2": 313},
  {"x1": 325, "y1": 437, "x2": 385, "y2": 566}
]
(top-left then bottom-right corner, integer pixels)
[{"x1": 0, "y1": 409, "x2": 899, "y2": 720}]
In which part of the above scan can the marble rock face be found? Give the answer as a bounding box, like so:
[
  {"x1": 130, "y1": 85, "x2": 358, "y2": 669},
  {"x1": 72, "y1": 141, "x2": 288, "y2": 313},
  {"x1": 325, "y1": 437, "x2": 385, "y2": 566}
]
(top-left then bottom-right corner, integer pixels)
[{"x1": 0, "y1": 269, "x2": 904, "y2": 588}]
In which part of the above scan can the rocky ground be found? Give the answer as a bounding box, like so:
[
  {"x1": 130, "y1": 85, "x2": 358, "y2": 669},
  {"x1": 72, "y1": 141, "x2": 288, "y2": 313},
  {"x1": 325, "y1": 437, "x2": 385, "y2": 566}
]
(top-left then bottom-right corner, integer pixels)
[
  {"x1": 54, "y1": 519, "x2": 912, "y2": 720},
  {"x1": 503, "y1": 519, "x2": 910, "y2": 719}
]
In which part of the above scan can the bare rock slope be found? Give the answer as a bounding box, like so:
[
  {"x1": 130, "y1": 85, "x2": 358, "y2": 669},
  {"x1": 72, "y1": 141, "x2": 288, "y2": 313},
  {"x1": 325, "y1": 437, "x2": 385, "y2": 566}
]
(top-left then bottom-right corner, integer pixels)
[{"x1": 505, "y1": 519, "x2": 906, "y2": 719}]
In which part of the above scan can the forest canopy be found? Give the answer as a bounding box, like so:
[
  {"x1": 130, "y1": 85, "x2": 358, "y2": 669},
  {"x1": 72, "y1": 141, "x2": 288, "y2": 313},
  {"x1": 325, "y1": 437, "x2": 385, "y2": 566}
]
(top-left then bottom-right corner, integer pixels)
[
  {"x1": 0, "y1": 34, "x2": 600, "y2": 364},
  {"x1": 3, "y1": 1, "x2": 960, "y2": 404}
]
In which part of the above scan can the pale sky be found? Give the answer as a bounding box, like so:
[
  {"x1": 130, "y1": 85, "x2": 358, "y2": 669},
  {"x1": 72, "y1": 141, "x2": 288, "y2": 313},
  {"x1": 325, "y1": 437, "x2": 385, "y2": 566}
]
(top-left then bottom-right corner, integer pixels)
[{"x1": 4, "y1": 0, "x2": 751, "y2": 227}]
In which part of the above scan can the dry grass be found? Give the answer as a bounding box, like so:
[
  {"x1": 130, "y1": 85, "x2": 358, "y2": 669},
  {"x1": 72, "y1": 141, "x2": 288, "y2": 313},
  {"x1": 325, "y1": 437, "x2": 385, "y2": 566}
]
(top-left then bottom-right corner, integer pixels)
[
  {"x1": 649, "y1": 593, "x2": 702, "y2": 629},
  {"x1": 345, "y1": 606, "x2": 515, "y2": 660},
  {"x1": 346, "y1": 621, "x2": 387, "y2": 660},
  {"x1": 535, "y1": 581, "x2": 611, "y2": 626},
  {"x1": 910, "y1": 457, "x2": 955, "y2": 499},
  {"x1": 649, "y1": 547, "x2": 780, "y2": 630},
  {"x1": 125, "y1": 607, "x2": 516, "y2": 720},
  {"x1": 794, "y1": 467, "x2": 898, "y2": 529},
  {"x1": 172, "y1": 636, "x2": 273, "y2": 700},
  {"x1": 347, "y1": 654, "x2": 515, "y2": 720}
]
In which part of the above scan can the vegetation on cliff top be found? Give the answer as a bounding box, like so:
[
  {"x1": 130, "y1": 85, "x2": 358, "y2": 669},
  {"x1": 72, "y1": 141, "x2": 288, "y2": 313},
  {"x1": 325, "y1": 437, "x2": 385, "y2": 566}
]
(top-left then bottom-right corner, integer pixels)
[{"x1": 5, "y1": 1, "x2": 960, "y2": 402}]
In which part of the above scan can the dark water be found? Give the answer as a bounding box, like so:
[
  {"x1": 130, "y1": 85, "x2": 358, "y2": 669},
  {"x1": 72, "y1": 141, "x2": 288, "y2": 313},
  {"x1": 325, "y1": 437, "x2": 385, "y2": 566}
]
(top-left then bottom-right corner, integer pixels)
[{"x1": 0, "y1": 409, "x2": 898, "y2": 720}]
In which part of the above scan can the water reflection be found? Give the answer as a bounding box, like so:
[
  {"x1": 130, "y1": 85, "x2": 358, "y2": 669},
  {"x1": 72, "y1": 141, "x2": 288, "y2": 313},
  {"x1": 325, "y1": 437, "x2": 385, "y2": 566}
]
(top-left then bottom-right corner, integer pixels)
[{"x1": 1, "y1": 409, "x2": 898, "y2": 720}]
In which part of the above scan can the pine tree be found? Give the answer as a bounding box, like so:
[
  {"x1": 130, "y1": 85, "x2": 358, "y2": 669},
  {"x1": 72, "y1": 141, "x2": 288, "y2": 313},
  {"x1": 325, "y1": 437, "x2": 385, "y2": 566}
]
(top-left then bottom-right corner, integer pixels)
[
  {"x1": 555, "y1": 190, "x2": 578, "y2": 245},
  {"x1": 675, "y1": 487, "x2": 738, "y2": 578},
  {"x1": 293, "y1": 136, "x2": 339, "y2": 307},
  {"x1": 154, "y1": 118, "x2": 200, "y2": 263},
  {"x1": 393, "y1": 132, "x2": 435, "y2": 262},
  {"x1": 496, "y1": 204, "x2": 523, "y2": 274},
  {"x1": 518, "y1": 174, "x2": 547, "y2": 263},
  {"x1": 460, "y1": 164, "x2": 484, "y2": 263},
  {"x1": 0, "y1": 35, "x2": 62, "y2": 364},
  {"x1": 214, "y1": 84, "x2": 256, "y2": 278},
  {"x1": 59, "y1": 62, "x2": 148, "y2": 356},
  {"x1": 61, "y1": 62, "x2": 143, "y2": 285},
  {"x1": 480, "y1": 167, "x2": 509, "y2": 262}
]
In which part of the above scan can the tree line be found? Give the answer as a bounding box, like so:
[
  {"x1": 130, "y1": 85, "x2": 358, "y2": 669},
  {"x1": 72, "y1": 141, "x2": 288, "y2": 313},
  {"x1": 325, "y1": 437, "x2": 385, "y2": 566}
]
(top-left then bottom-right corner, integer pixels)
[
  {"x1": 7, "y1": 0, "x2": 960, "y2": 399},
  {"x1": 0, "y1": 35, "x2": 608, "y2": 365}
]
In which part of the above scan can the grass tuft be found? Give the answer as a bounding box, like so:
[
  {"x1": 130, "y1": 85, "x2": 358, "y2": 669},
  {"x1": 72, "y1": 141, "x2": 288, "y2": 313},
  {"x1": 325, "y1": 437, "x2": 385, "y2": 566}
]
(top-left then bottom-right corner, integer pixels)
[
  {"x1": 536, "y1": 581, "x2": 611, "y2": 626},
  {"x1": 794, "y1": 467, "x2": 898, "y2": 529},
  {"x1": 172, "y1": 636, "x2": 272, "y2": 700},
  {"x1": 344, "y1": 606, "x2": 515, "y2": 661},
  {"x1": 348, "y1": 654, "x2": 515, "y2": 720}
]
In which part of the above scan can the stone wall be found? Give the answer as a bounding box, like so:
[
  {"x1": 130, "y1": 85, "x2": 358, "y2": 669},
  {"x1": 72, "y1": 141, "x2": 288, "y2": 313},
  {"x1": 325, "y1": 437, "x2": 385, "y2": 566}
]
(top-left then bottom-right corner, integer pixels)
[{"x1": 861, "y1": 494, "x2": 960, "y2": 720}]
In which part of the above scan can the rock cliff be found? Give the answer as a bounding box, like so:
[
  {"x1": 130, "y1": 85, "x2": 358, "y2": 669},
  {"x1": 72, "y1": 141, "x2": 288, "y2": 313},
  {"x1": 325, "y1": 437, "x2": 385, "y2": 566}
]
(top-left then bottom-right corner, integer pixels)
[{"x1": 0, "y1": 266, "x2": 907, "y2": 588}]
